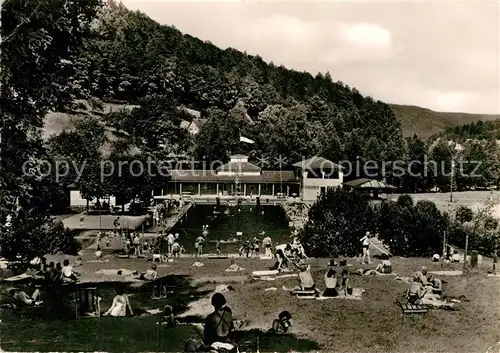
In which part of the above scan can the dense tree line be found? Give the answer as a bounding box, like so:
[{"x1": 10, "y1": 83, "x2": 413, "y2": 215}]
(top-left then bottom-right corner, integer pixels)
[{"x1": 438, "y1": 120, "x2": 500, "y2": 141}]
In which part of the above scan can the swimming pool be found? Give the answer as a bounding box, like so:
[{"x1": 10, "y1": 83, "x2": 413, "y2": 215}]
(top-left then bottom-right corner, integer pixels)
[{"x1": 169, "y1": 204, "x2": 291, "y2": 254}]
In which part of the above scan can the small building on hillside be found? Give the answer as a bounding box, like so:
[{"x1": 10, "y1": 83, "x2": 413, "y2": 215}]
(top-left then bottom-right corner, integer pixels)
[
  {"x1": 164, "y1": 154, "x2": 300, "y2": 197},
  {"x1": 180, "y1": 118, "x2": 206, "y2": 135},
  {"x1": 293, "y1": 156, "x2": 344, "y2": 201}
]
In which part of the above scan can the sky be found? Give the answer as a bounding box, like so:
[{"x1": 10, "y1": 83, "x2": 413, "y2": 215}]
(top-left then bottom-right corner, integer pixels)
[{"x1": 122, "y1": 0, "x2": 500, "y2": 114}]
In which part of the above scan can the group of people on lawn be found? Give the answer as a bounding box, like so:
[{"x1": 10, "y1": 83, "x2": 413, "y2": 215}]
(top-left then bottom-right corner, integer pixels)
[
  {"x1": 405, "y1": 266, "x2": 443, "y2": 304},
  {"x1": 9, "y1": 257, "x2": 81, "y2": 309}
]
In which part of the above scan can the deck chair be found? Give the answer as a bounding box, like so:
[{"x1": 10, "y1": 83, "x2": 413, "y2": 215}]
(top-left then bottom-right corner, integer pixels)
[
  {"x1": 293, "y1": 289, "x2": 318, "y2": 299},
  {"x1": 399, "y1": 302, "x2": 428, "y2": 315}
]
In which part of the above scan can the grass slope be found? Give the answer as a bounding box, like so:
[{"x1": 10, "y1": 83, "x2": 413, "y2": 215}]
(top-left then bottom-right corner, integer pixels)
[
  {"x1": 391, "y1": 104, "x2": 500, "y2": 138},
  {"x1": 1, "y1": 256, "x2": 499, "y2": 352}
]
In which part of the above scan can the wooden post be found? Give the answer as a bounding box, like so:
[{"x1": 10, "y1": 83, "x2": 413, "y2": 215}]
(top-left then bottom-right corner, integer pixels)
[
  {"x1": 464, "y1": 232, "x2": 469, "y2": 270},
  {"x1": 441, "y1": 231, "x2": 446, "y2": 268}
]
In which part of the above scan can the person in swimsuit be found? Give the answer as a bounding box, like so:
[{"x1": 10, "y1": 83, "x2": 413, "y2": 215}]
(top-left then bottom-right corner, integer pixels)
[
  {"x1": 323, "y1": 264, "x2": 339, "y2": 297},
  {"x1": 203, "y1": 293, "x2": 234, "y2": 346},
  {"x1": 270, "y1": 311, "x2": 292, "y2": 334},
  {"x1": 360, "y1": 232, "x2": 372, "y2": 264},
  {"x1": 104, "y1": 286, "x2": 133, "y2": 317}
]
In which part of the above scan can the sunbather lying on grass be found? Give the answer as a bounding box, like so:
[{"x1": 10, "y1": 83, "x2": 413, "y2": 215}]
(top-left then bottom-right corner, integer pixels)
[
  {"x1": 139, "y1": 264, "x2": 158, "y2": 281},
  {"x1": 9, "y1": 286, "x2": 42, "y2": 308}
]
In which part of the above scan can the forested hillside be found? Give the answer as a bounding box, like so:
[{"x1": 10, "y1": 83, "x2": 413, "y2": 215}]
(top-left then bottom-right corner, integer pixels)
[
  {"x1": 62, "y1": 1, "x2": 404, "y2": 168},
  {"x1": 435, "y1": 120, "x2": 500, "y2": 141}
]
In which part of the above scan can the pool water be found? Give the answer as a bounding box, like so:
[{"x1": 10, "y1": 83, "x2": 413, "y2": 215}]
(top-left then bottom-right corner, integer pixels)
[{"x1": 169, "y1": 204, "x2": 291, "y2": 254}]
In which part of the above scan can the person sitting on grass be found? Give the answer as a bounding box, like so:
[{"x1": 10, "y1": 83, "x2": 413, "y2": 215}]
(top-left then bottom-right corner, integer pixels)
[
  {"x1": 44, "y1": 262, "x2": 55, "y2": 283},
  {"x1": 374, "y1": 254, "x2": 392, "y2": 274},
  {"x1": 269, "y1": 311, "x2": 292, "y2": 334},
  {"x1": 203, "y1": 293, "x2": 235, "y2": 346},
  {"x1": 61, "y1": 259, "x2": 79, "y2": 283},
  {"x1": 140, "y1": 264, "x2": 158, "y2": 281},
  {"x1": 405, "y1": 274, "x2": 430, "y2": 304},
  {"x1": 426, "y1": 273, "x2": 443, "y2": 293},
  {"x1": 225, "y1": 259, "x2": 244, "y2": 272},
  {"x1": 52, "y1": 262, "x2": 63, "y2": 282},
  {"x1": 339, "y1": 269, "x2": 352, "y2": 296},
  {"x1": 415, "y1": 266, "x2": 429, "y2": 286},
  {"x1": 283, "y1": 260, "x2": 318, "y2": 294},
  {"x1": 160, "y1": 305, "x2": 176, "y2": 327},
  {"x1": 104, "y1": 286, "x2": 134, "y2": 317},
  {"x1": 9, "y1": 285, "x2": 42, "y2": 309},
  {"x1": 323, "y1": 261, "x2": 339, "y2": 297}
]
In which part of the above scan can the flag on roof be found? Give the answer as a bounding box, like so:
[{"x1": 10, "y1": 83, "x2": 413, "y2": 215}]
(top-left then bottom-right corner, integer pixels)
[{"x1": 240, "y1": 135, "x2": 255, "y2": 144}]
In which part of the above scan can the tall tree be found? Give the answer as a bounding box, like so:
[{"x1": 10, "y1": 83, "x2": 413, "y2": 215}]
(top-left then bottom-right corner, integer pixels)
[{"x1": 1, "y1": 0, "x2": 103, "y2": 259}]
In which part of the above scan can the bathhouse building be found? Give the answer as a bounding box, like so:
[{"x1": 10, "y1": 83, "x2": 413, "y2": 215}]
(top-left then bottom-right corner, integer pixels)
[{"x1": 164, "y1": 154, "x2": 301, "y2": 197}]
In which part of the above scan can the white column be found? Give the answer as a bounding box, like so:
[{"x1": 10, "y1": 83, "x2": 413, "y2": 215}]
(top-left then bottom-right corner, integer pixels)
[
  {"x1": 272, "y1": 184, "x2": 275, "y2": 196},
  {"x1": 198, "y1": 184, "x2": 201, "y2": 195},
  {"x1": 244, "y1": 184, "x2": 247, "y2": 196},
  {"x1": 258, "y1": 184, "x2": 261, "y2": 196},
  {"x1": 179, "y1": 183, "x2": 182, "y2": 195},
  {"x1": 161, "y1": 189, "x2": 164, "y2": 196},
  {"x1": 216, "y1": 184, "x2": 219, "y2": 195}
]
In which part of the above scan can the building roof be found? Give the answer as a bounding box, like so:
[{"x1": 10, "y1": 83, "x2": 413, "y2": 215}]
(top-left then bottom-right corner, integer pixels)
[
  {"x1": 177, "y1": 106, "x2": 201, "y2": 118},
  {"x1": 230, "y1": 154, "x2": 249, "y2": 159},
  {"x1": 193, "y1": 118, "x2": 207, "y2": 128},
  {"x1": 168, "y1": 170, "x2": 298, "y2": 183},
  {"x1": 343, "y1": 178, "x2": 396, "y2": 190},
  {"x1": 180, "y1": 120, "x2": 193, "y2": 129},
  {"x1": 293, "y1": 156, "x2": 344, "y2": 170},
  {"x1": 216, "y1": 161, "x2": 262, "y2": 173}
]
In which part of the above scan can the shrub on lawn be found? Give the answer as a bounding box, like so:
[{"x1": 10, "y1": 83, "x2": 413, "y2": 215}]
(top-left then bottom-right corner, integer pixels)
[
  {"x1": 302, "y1": 187, "x2": 376, "y2": 257},
  {"x1": 376, "y1": 196, "x2": 449, "y2": 257}
]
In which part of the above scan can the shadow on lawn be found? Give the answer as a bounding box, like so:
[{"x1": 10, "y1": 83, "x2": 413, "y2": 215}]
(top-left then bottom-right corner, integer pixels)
[{"x1": 0, "y1": 275, "x2": 320, "y2": 352}]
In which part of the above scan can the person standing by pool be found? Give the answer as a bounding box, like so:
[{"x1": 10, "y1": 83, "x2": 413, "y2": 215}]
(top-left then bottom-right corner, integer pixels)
[
  {"x1": 113, "y1": 216, "x2": 120, "y2": 236},
  {"x1": 195, "y1": 235, "x2": 205, "y2": 257},
  {"x1": 262, "y1": 233, "x2": 272, "y2": 258},
  {"x1": 166, "y1": 233, "x2": 176, "y2": 255},
  {"x1": 253, "y1": 237, "x2": 260, "y2": 258}
]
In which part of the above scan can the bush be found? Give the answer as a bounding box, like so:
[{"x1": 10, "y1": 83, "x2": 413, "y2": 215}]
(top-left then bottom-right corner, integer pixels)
[
  {"x1": 302, "y1": 187, "x2": 376, "y2": 257},
  {"x1": 455, "y1": 205, "x2": 474, "y2": 224},
  {"x1": 377, "y1": 195, "x2": 448, "y2": 257}
]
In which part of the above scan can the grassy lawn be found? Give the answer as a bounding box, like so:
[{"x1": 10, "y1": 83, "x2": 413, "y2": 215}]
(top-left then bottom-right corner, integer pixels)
[{"x1": 1, "y1": 256, "x2": 499, "y2": 352}]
